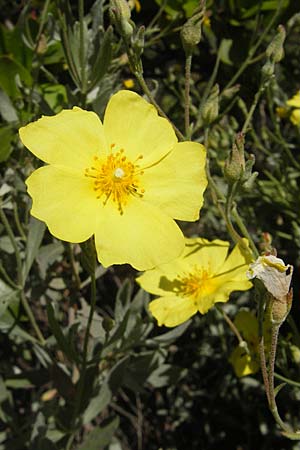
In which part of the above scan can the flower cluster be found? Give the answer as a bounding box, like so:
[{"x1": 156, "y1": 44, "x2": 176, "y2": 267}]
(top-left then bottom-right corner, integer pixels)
[{"x1": 20, "y1": 90, "x2": 253, "y2": 331}]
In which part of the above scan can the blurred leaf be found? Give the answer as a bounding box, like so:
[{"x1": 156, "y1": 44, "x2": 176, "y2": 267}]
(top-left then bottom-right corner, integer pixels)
[
  {"x1": 0, "y1": 56, "x2": 32, "y2": 98},
  {"x1": 23, "y1": 217, "x2": 46, "y2": 281},
  {"x1": 114, "y1": 279, "x2": 133, "y2": 323},
  {"x1": 123, "y1": 352, "x2": 160, "y2": 392},
  {"x1": 0, "y1": 309, "x2": 36, "y2": 343},
  {"x1": 274, "y1": 382, "x2": 287, "y2": 397},
  {"x1": 281, "y1": 431, "x2": 300, "y2": 440},
  {"x1": 0, "y1": 125, "x2": 15, "y2": 162},
  {"x1": 37, "y1": 242, "x2": 64, "y2": 279},
  {"x1": 219, "y1": 39, "x2": 233, "y2": 66},
  {"x1": 40, "y1": 83, "x2": 67, "y2": 112},
  {"x1": 147, "y1": 363, "x2": 185, "y2": 388},
  {"x1": 90, "y1": 26, "x2": 113, "y2": 90},
  {"x1": 46, "y1": 302, "x2": 80, "y2": 363},
  {"x1": 151, "y1": 320, "x2": 191, "y2": 345},
  {"x1": 83, "y1": 381, "x2": 112, "y2": 425},
  {"x1": 0, "y1": 89, "x2": 18, "y2": 122},
  {"x1": 0, "y1": 235, "x2": 15, "y2": 254},
  {"x1": 0, "y1": 280, "x2": 19, "y2": 317},
  {"x1": 78, "y1": 416, "x2": 119, "y2": 450}
]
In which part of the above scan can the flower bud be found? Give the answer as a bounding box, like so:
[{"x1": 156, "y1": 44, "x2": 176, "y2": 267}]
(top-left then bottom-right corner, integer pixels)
[
  {"x1": 266, "y1": 25, "x2": 286, "y2": 63},
  {"x1": 180, "y1": 5, "x2": 205, "y2": 55},
  {"x1": 261, "y1": 60, "x2": 274, "y2": 81},
  {"x1": 224, "y1": 132, "x2": 245, "y2": 184},
  {"x1": 132, "y1": 25, "x2": 145, "y2": 57},
  {"x1": 110, "y1": 0, "x2": 133, "y2": 40},
  {"x1": 202, "y1": 84, "x2": 219, "y2": 125},
  {"x1": 271, "y1": 289, "x2": 293, "y2": 325}
]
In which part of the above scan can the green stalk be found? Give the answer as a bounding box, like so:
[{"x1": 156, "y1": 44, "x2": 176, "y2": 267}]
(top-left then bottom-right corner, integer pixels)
[
  {"x1": 0, "y1": 206, "x2": 45, "y2": 345},
  {"x1": 184, "y1": 53, "x2": 192, "y2": 137},
  {"x1": 68, "y1": 268, "x2": 97, "y2": 440},
  {"x1": 78, "y1": 0, "x2": 87, "y2": 99}
]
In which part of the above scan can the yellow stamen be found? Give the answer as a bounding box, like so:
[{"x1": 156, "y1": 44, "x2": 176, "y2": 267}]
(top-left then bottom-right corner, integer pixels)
[
  {"x1": 176, "y1": 266, "x2": 215, "y2": 302},
  {"x1": 85, "y1": 146, "x2": 145, "y2": 214}
]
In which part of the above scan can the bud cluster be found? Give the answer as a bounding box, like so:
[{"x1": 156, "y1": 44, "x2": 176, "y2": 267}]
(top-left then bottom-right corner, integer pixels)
[{"x1": 224, "y1": 132, "x2": 258, "y2": 188}]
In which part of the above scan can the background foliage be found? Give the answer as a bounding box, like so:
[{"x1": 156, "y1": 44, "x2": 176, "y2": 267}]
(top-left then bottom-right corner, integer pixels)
[{"x1": 1, "y1": 0, "x2": 300, "y2": 449}]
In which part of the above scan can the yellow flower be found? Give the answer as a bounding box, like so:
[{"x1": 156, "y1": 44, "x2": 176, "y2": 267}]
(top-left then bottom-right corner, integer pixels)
[
  {"x1": 19, "y1": 91, "x2": 207, "y2": 270},
  {"x1": 123, "y1": 78, "x2": 135, "y2": 89},
  {"x1": 137, "y1": 238, "x2": 252, "y2": 327},
  {"x1": 229, "y1": 310, "x2": 271, "y2": 377},
  {"x1": 286, "y1": 91, "x2": 300, "y2": 125}
]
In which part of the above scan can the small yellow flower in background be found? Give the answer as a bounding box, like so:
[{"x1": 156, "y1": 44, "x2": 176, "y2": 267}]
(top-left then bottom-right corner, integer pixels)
[
  {"x1": 123, "y1": 78, "x2": 135, "y2": 89},
  {"x1": 275, "y1": 106, "x2": 288, "y2": 119},
  {"x1": 19, "y1": 90, "x2": 207, "y2": 270},
  {"x1": 137, "y1": 238, "x2": 252, "y2": 327},
  {"x1": 286, "y1": 91, "x2": 300, "y2": 126},
  {"x1": 229, "y1": 310, "x2": 271, "y2": 377},
  {"x1": 203, "y1": 15, "x2": 211, "y2": 28}
]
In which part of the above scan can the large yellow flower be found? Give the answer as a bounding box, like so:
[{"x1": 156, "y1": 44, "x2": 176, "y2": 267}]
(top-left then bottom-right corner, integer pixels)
[
  {"x1": 286, "y1": 91, "x2": 300, "y2": 126},
  {"x1": 19, "y1": 91, "x2": 207, "y2": 270},
  {"x1": 137, "y1": 237, "x2": 252, "y2": 327}
]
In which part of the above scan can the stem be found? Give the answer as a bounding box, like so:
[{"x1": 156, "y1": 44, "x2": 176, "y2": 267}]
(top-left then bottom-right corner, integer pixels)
[
  {"x1": 216, "y1": 305, "x2": 244, "y2": 344},
  {"x1": 67, "y1": 243, "x2": 81, "y2": 291},
  {"x1": 20, "y1": 291, "x2": 45, "y2": 345},
  {"x1": 223, "y1": 0, "x2": 283, "y2": 91},
  {"x1": 260, "y1": 336, "x2": 271, "y2": 404},
  {"x1": 274, "y1": 372, "x2": 300, "y2": 389},
  {"x1": 268, "y1": 325, "x2": 291, "y2": 431},
  {"x1": 69, "y1": 268, "x2": 97, "y2": 437},
  {"x1": 134, "y1": 71, "x2": 185, "y2": 141},
  {"x1": 78, "y1": 0, "x2": 86, "y2": 96},
  {"x1": 184, "y1": 53, "x2": 192, "y2": 137},
  {"x1": 13, "y1": 203, "x2": 26, "y2": 241},
  {"x1": 0, "y1": 263, "x2": 19, "y2": 289},
  {"x1": 241, "y1": 87, "x2": 263, "y2": 134},
  {"x1": 0, "y1": 205, "x2": 45, "y2": 344},
  {"x1": 0, "y1": 206, "x2": 22, "y2": 286}
]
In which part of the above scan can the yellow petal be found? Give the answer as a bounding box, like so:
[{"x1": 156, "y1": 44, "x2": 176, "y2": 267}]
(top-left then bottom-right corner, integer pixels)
[
  {"x1": 234, "y1": 310, "x2": 258, "y2": 342},
  {"x1": 137, "y1": 257, "x2": 191, "y2": 296},
  {"x1": 196, "y1": 278, "x2": 252, "y2": 314},
  {"x1": 26, "y1": 165, "x2": 99, "y2": 242},
  {"x1": 142, "y1": 142, "x2": 207, "y2": 221},
  {"x1": 103, "y1": 90, "x2": 177, "y2": 165},
  {"x1": 186, "y1": 238, "x2": 230, "y2": 273},
  {"x1": 149, "y1": 295, "x2": 197, "y2": 327},
  {"x1": 217, "y1": 240, "x2": 251, "y2": 280},
  {"x1": 94, "y1": 198, "x2": 185, "y2": 270},
  {"x1": 19, "y1": 107, "x2": 107, "y2": 169},
  {"x1": 286, "y1": 91, "x2": 300, "y2": 108},
  {"x1": 290, "y1": 109, "x2": 300, "y2": 126},
  {"x1": 229, "y1": 346, "x2": 259, "y2": 377},
  {"x1": 137, "y1": 238, "x2": 229, "y2": 297}
]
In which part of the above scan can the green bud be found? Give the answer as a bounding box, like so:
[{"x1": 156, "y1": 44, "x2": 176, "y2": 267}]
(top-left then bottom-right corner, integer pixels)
[
  {"x1": 110, "y1": 0, "x2": 131, "y2": 21},
  {"x1": 132, "y1": 25, "x2": 145, "y2": 57},
  {"x1": 180, "y1": 5, "x2": 205, "y2": 55},
  {"x1": 271, "y1": 289, "x2": 293, "y2": 326},
  {"x1": 266, "y1": 25, "x2": 286, "y2": 63},
  {"x1": 202, "y1": 84, "x2": 219, "y2": 125},
  {"x1": 261, "y1": 60, "x2": 275, "y2": 80},
  {"x1": 224, "y1": 132, "x2": 245, "y2": 184},
  {"x1": 220, "y1": 84, "x2": 240, "y2": 100},
  {"x1": 110, "y1": 0, "x2": 133, "y2": 40},
  {"x1": 103, "y1": 316, "x2": 115, "y2": 333}
]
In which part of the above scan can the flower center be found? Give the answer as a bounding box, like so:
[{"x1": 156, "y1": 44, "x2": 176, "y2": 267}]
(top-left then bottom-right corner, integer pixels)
[
  {"x1": 175, "y1": 266, "x2": 215, "y2": 301},
  {"x1": 84, "y1": 144, "x2": 145, "y2": 214}
]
